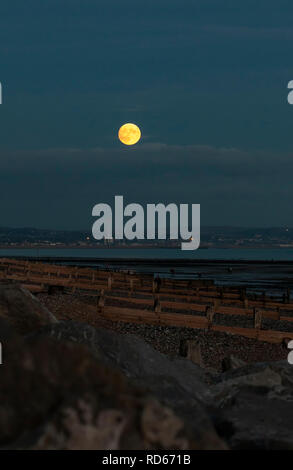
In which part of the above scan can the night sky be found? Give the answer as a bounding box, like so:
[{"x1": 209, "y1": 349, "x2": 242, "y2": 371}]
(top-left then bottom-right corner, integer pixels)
[{"x1": 0, "y1": 0, "x2": 292, "y2": 229}]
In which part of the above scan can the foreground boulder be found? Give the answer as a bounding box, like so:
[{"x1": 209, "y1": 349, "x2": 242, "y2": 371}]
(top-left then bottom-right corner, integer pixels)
[
  {"x1": 32, "y1": 320, "x2": 293, "y2": 450},
  {"x1": 0, "y1": 321, "x2": 226, "y2": 450},
  {"x1": 210, "y1": 361, "x2": 293, "y2": 449},
  {"x1": 33, "y1": 321, "x2": 212, "y2": 400},
  {"x1": 2, "y1": 314, "x2": 293, "y2": 450},
  {"x1": 0, "y1": 284, "x2": 57, "y2": 334}
]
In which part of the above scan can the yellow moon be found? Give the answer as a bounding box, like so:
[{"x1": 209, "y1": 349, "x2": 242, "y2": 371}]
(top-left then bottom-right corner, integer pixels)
[{"x1": 118, "y1": 123, "x2": 141, "y2": 146}]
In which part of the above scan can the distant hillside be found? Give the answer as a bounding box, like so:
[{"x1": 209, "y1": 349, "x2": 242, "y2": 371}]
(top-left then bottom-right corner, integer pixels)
[
  {"x1": 0, "y1": 226, "x2": 292, "y2": 246},
  {"x1": 0, "y1": 227, "x2": 89, "y2": 244}
]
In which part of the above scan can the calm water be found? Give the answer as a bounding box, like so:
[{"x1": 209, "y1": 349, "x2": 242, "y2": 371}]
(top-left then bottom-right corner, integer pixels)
[
  {"x1": 1, "y1": 247, "x2": 293, "y2": 261},
  {"x1": 1, "y1": 248, "x2": 293, "y2": 293}
]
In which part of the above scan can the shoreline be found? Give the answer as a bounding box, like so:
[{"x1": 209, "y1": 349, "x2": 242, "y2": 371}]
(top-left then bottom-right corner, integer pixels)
[{"x1": 1, "y1": 255, "x2": 293, "y2": 293}]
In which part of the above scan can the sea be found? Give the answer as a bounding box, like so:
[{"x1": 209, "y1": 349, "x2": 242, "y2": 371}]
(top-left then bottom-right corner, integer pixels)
[
  {"x1": 0, "y1": 247, "x2": 293, "y2": 262},
  {"x1": 1, "y1": 248, "x2": 293, "y2": 296}
]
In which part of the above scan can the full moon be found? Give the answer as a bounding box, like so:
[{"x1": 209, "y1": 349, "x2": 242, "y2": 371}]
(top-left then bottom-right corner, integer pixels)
[{"x1": 118, "y1": 123, "x2": 141, "y2": 146}]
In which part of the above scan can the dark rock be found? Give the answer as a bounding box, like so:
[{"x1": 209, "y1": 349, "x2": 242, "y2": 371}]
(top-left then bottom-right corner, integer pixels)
[
  {"x1": 222, "y1": 355, "x2": 247, "y2": 372},
  {"x1": 210, "y1": 361, "x2": 293, "y2": 449},
  {"x1": 214, "y1": 386, "x2": 293, "y2": 449},
  {"x1": 4, "y1": 314, "x2": 293, "y2": 450},
  {"x1": 31, "y1": 320, "x2": 293, "y2": 449},
  {"x1": 132, "y1": 374, "x2": 227, "y2": 450},
  {"x1": 31, "y1": 320, "x2": 101, "y2": 358},
  {"x1": 32, "y1": 321, "x2": 213, "y2": 401},
  {"x1": 30, "y1": 321, "x2": 227, "y2": 448},
  {"x1": 180, "y1": 339, "x2": 203, "y2": 367},
  {"x1": 0, "y1": 324, "x2": 226, "y2": 450},
  {"x1": 0, "y1": 284, "x2": 57, "y2": 334}
]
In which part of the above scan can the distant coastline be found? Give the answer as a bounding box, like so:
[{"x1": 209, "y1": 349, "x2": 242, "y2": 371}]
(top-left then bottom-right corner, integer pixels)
[{"x1": 1, "y1": 225, "x2": 293, "y2": 250}]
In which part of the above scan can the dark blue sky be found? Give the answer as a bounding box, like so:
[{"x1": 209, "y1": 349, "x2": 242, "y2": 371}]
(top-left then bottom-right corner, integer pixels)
[{"x1": 0, "y1": 0, "x2": 292, "y2": 229}]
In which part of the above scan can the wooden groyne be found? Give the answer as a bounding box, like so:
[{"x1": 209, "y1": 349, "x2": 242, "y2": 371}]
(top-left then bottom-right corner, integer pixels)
[{"x1": 0, "y1": 257, "x2": 293, "y2": 344}]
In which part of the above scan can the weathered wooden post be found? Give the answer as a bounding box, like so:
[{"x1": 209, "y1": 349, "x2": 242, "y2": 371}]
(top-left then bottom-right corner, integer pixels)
[
  {"x1": 130, "y1": 278, "x2": 134, "y2": 293},
  {"x1": 240, "y1": 288, "x2": 246, "y2": 301},
  {"x1": 206, "y1": 305, "x2": 215, "y2": 329},
  {"x1": 262, "y1": 291, "x2": 266, "y2": 307},
  {"x1": 243, "y1": 297, "x2": 249, "y2": 309},
  {"x1": 107, "y1": 275, "x2": 112, "y2": 290},
  {"x1": 254, "y1": 308, "x2": 262, "y2": 330},
  {"x1": 97, "y1": 289, "x2": 105, "y2": 313},
  {"x1": 25, "y1": 265, "x2": 31, "y2": 280},
  {"x1": 152, "y1": 277, "x2": 161, "y2": 294},
  {"x1": 154, "y1": 297, "x2": 161, "y2": 313},
  {"x1": 287, "y1": 288, "x2": 291, "y2": 304},
  {"x1": 282, "y1": 337, "x2": 292, "y2": 348},
  {"x1": 179, "y1": 339, "x2": 203, "y2": 366}
]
